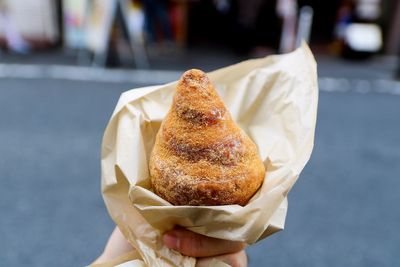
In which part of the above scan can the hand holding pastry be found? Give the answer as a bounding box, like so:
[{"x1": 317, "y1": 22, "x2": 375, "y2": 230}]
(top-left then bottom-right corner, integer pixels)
[{"x1": 164, "y1": 227, "x2": 247, "y2": 267}]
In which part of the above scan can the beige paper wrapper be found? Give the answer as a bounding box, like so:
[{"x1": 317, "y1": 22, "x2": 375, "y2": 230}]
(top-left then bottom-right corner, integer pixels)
[{"x1": 98, "y1": 44, "x2": 318, "y2": 267}]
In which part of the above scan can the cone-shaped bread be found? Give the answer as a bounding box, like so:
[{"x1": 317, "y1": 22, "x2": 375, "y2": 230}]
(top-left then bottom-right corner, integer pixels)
[{"x1": 149, "y1": 69, "x2": 265, "y2": 206}]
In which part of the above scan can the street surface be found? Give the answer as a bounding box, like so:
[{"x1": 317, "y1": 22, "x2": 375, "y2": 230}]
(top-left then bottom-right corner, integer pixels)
[{"x1": 0, "y1": 70, "x2": 399, "y2": 266}]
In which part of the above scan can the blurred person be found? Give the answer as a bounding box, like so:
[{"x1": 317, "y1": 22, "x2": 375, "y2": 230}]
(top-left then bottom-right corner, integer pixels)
[
  {"x1": 234, "y1": 0, "x2": 297, "y2": 55},
  {"x1": 234, "y1": 0, "x2": 268, "y2": 54},
  {"x1": 92, "y1": 226, "x2": 247, "y2": 266},
  {"x1": 0, "y1": 0, "x2": 30, "y2": 54},
  {"x1": 141, "y1": 0, "x2": 173, "y2": 44},
  {"x1": 333, "y1": 0, "x2": 354, "y2": 42}
]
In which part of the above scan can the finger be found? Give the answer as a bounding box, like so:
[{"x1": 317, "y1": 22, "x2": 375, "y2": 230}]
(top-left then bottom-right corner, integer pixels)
[
  {"x1": 163, "y1": 228, "x2": 246, "y2": 257},
  {"x1": 196, "y1": 250, "x2": 247, "y2": 267}
]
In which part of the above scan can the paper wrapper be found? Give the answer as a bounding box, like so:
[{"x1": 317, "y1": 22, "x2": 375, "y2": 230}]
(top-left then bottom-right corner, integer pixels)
[{"x1": 98, "y1": 44, "x2": 318, "y2": 267}]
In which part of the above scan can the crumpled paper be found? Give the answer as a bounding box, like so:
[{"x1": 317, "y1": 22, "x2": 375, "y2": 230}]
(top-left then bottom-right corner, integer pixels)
[{"x1": 97, "y1": 43, "x2": 318, "y2": 267}]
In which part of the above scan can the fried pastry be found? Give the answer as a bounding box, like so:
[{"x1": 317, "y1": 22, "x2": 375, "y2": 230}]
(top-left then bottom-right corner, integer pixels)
[{"x1": 149, "y1": 69, "x2": 265, "y2": 206}]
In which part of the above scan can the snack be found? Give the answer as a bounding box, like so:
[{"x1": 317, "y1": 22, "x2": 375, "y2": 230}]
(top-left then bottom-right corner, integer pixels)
[{"x1": 149, "y1": 69, "x2": 265, "y2": 206}]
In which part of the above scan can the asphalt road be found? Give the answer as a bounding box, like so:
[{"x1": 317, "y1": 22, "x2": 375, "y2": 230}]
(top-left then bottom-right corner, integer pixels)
[{"x1": 1, "y1": 77, "x2": 399, "y2": 266}]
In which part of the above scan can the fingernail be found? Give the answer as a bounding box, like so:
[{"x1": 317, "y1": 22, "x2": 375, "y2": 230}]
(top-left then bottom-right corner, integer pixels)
[{"x1": 163, "y1": 233, "x2": 179, "y2": 250}]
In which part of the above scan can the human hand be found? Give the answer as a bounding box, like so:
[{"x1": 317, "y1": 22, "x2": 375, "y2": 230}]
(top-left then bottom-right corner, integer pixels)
[
  {"x1": 92, "y1": 226, "x2": 247, "y2": 267},
  {"x1": 163, "y1": 227, "x2": 247, "y2": 267}
]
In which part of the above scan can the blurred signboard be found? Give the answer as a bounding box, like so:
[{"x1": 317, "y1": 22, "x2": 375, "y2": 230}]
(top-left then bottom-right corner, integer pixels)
[
  {"x1": 62, "y1": 0, "x2": 89, "y2": 49},
  {"x1": 85, "y1": 0, "x2": 116, "y2": 54},
  {"x1": 0, "y1": 0, "x2": 59, "y2": 43}
]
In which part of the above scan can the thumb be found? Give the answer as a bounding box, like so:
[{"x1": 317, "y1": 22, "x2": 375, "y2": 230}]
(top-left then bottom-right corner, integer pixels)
[{"x1": 163, "y1": 227, "x2": 246, "y2": 258}]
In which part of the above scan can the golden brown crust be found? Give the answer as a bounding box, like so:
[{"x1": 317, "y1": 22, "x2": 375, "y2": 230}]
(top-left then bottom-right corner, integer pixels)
[{"x1": 149, "y1": 69, "x2": 265, "y2": 206}]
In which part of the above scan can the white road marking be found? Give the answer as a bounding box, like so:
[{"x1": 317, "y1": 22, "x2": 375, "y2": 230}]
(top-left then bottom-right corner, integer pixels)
[
  {"x1": 0, "y1": 64, "x2": 182, "y2": 84},
  {"x1": 318, "y1": 77, "x2": 400, "y2": 95},
  {"x1": 0, "y1": 64, "x2": 399, "y2": 95}
]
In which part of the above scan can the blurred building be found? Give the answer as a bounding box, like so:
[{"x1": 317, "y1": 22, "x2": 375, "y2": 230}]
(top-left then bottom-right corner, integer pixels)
[
  {"x1": 0, "y1": 0, "x2": 59, "y2": 50},
  {"x1": 0, "y1": 0, "x2": 399, "y2": 63}
]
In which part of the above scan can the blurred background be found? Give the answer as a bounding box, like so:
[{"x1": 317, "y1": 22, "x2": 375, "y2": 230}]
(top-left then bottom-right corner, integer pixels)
[{"x1": 0, "y1": 0, "x2": 399, "y2": 266}]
